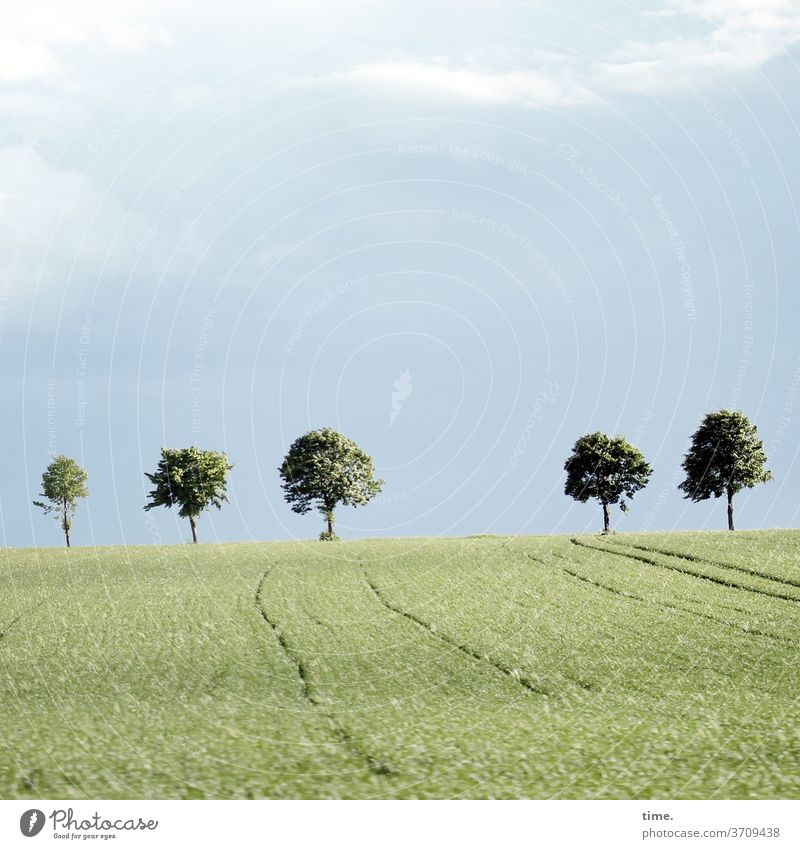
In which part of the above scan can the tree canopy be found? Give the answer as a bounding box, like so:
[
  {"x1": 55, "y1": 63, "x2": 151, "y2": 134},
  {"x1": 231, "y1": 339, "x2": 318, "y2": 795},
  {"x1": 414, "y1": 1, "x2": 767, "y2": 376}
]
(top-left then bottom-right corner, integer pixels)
[
  {"x1": 143, "y1": 446, "x2": 233, "y2": 542},
  {"x1": 564, "y1": 432, "x2": 652, "y2": 532},
  {"x1": 679, "y1": 409, "x2": 772, "y2": 530},
  {"x1": 278, "y1": 428, "x2": 383, "y2": 540},
  {"x1": 32, "y1": 455, "x2": 89, "y2": 547}
]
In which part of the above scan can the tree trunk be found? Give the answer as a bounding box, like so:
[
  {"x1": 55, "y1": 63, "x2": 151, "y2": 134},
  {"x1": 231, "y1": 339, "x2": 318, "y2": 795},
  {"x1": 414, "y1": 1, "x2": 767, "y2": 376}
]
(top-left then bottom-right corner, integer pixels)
[
  {"x1": 189, "y1": 516, "x2": 198, "y2": 543},
  {"x1": 602, "y1": 501, "x2": 610, "y2": 533},
  {"x1": 727, "y1": 489, "x2": 735, "y2": 532},
  {"x1": 65, "y1": 527, "x2": 71, "y2": 547},
  {"x1": 64, "y1": 499, "x2": 70, "y2": 547},
  {"x1": 327, "y1": 512, "x2": 334, "y2": 535}
]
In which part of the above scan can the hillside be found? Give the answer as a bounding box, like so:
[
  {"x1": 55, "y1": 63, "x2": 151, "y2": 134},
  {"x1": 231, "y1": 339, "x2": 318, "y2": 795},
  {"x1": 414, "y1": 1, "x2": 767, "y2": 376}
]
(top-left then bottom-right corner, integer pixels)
[{"x1": 1, "y1": 531, "x2": 799, "y2": 799}]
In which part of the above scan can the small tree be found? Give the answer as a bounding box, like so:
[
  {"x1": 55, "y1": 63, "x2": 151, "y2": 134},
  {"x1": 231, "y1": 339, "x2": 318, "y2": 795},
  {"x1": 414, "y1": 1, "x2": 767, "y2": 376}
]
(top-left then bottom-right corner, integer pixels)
[
  {"x1": 279, "y1": 428, "x2": 384, "y2": 540},
  {"x1": 33, "y1": 455, "x2": 89, "y2": 547},
  {"x1": 143, "y1": 447, "x2": 233, "y2": 543},
  {"x1": 679, "y1": 409, "x2": 772, "y2": 531},
  {"x1": 564, "y1": 432, "x2": 652, "y2": 533}
]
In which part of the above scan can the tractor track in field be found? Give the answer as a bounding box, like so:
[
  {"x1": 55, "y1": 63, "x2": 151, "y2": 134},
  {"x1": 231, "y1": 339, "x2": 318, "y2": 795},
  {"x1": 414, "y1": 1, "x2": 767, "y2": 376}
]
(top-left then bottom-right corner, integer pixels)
[
  {"x1": 0, "y1": 613, "x2": 25, "y2": 641},
  {"x1": 516, "y1": 549, "x2": 797, "y2": 646},
  {"x1": 255, "y1": 568, "x2": 396, "y2": 779},
  {"x1": 255, "y1": 570, "x2": 313, "y2": 703},
  {"x1": 546, "y1": 549, "x2": 753, "y2": 615},
  {"x1": 0, "y1": 600, "x2": 45, "y2": 641},
  {"x1": 571, "y1": 539, "x2": 800, "y2": 606},
  {"x1": 559, "y1": 565, "x2": 798, "y2": 647},
  {"x1": 362, "y1": 569, "x2": 551, "y2": 698},
  {"x1": 608, "y1": 540, "x2": 800, "y2": 590}
]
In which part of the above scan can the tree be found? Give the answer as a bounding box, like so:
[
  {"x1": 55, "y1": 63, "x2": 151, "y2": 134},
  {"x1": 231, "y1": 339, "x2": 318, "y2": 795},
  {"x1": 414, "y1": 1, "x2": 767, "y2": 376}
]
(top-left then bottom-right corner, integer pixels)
[
  {"x1": 33, "y1": 455, "x2": 89, "y2": 547},
  {"x1": 679, "y1": 409, "x2": 772, "y2": 531},
  {"x1": 143, "y1": 447, "x2": 233, "y2": 543},
  {"x1": 564, "y1": 432, "x2": 652, "y2": 532},
  {"x1": 279, "y1": 428, "x2": 384, "y2": 540}
]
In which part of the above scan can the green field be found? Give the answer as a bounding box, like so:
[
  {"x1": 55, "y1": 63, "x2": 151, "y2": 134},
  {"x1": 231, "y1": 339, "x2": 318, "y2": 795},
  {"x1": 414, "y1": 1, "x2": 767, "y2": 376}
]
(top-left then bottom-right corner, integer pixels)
[{"x1": 1, "y1": 531, "x2": 799, "y2": 799}]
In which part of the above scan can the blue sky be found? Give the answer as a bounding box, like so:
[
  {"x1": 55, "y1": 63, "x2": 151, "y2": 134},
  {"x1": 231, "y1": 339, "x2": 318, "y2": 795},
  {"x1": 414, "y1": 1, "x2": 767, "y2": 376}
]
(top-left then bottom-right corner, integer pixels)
[{"x1": 2, "y1": 0, "x2": 800, "y2": 546}]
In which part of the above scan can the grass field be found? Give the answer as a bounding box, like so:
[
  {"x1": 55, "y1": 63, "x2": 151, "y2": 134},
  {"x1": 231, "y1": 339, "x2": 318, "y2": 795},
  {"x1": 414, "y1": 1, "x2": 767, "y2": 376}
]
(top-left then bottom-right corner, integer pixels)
[{"x1": 1, "y1": 530, "x2": 799, "y2": 799}]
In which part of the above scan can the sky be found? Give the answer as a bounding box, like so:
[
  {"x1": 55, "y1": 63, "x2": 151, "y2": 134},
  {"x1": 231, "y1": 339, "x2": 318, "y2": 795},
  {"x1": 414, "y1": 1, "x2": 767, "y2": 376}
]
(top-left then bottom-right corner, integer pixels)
[{"x1": 2, "y1": 0, "x2": 800, "y2": 546}]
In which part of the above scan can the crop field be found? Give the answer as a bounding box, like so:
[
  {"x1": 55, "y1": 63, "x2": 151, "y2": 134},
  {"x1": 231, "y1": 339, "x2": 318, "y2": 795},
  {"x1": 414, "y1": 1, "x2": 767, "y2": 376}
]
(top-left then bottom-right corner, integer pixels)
[{"x1": 1, "y1": 531, "x2": 799, "y2": 799}]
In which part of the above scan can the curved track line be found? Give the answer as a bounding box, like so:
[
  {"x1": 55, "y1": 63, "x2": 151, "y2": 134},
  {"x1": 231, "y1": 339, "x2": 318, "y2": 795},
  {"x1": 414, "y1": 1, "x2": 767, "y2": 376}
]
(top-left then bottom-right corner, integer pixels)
[
  {"x1": 609, "y1": 539, "x2": 800, "y2": 590},
  {"x1": 571, "y1": 539, "x2": 800, "y2": 606},
  {"x1": 255, "y1": 570, "x2": 313, "y2": 703},
  {"x1": 0, "y1": 600, "x2": 45, "y2": 641},
  {"x1": 255, "y1": 567, "x2": 396, "y2": 778},
  {"x1": 547, "y1": 548, "x2": 753, "y2": 615},
  {"x1": 560, "y1": 566, "x2": 797, "y2": 647},
  {"x1": 362, "y1": 569, "x2": 550, "y2": 697}
]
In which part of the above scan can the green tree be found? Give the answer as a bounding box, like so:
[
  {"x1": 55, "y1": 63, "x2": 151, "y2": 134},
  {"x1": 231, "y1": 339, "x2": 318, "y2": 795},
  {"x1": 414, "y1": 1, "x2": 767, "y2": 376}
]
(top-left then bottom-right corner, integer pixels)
[
  {"x1": 143, "y1": 447, "x2": 233, "y2": 543},
  {"x1": 564, "y1": 432, "x2": 653, "y2": 532},
  {"x1": 279, "y1": 428, "x2": 384, "y2": 540},
  {"x1": 679, "y1": 409, "x2": 772, "y2": 531},
  {"x1": 33, "y1": 455, "x2": 89, "y2": 547}
]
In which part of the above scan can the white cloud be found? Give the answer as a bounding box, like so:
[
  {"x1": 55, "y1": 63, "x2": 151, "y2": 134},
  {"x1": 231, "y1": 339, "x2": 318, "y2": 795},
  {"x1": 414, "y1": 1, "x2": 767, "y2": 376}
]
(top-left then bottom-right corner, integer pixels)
[
  {"x1": 102, "y1": 20, "x2": 173, "y2": 54},
  {"x1": 306, "y1": 1, "x2": 800, "y2": 107},
  {"x1": 0, "y1": 37, "x2": 61, "y2": 82},
  {"x1": 4, "y1": 0, "x2": 797, "y2": 109},
  {"x1": 0, "y1": 2, "x2": 173, "y2": 82},
  {"x1": 0, "y1": 146, "x2": 142, "y2": 296},
  {"x1": 326, "y1": 61, "x2": 589, "y2": 107},
  {"x1": 612, "y1": 0, "x2": 800, "y2": 88}
]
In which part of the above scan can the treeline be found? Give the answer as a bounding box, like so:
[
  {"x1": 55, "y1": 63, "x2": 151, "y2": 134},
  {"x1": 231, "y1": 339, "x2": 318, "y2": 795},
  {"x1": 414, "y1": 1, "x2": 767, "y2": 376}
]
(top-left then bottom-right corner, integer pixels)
[
  {"x1": 32, "y1": 409, "x2": 771, "y2": 546},
  {"x1": 563, "y1": 409, "x2": 771, "y2": 533}
]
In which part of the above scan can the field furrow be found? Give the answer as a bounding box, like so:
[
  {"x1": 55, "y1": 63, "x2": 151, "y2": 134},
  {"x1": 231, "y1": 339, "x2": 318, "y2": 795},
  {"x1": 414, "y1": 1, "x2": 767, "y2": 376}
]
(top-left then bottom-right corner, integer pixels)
[
  {"x1": 255, "y1": 567, "x2": 314, "y2": 703},
  {"x1": 572, "y1": 538, "x2": 800, "y2": 604},
  {"x1": 0, "y1": 600, "x2": 45, "y2": 641},
  {"x1": 610, "y1": 540, "x2": 800, "y2": 590},
  {"x1": 255, "y1": 565, "x2": 397, "y2": 779},
  {"x1": 559, "y1": 563, "x2": 798, "y2": 646},
  {"x1": 363, "y1": 568, "x2": 551, "y2": 696}
]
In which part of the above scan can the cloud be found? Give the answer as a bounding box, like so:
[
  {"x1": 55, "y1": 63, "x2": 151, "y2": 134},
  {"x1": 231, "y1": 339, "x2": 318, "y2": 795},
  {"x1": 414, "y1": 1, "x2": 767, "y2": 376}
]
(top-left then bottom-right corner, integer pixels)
[
  {"x1": 608, "y1": 0, "x2": 800, "y2": 89},
  {"x1": 305, "y1": 1, "x2": 800, "y2": 107},
  {"x1": 325, "y1": 61, "x2": 590, "y2": 107},
  {"x1": 102, "y1": 20, "x2": 173, "y2": 54},
  {"x1": 0, "y1": 37, "x2": 61, "y2": 82},
  {"x1": 5, "y1": 0, "x2": 798, "y2": 110},
  {"x1": 0, "y1": 146, "x2": 142, "y2": 301},
  {"x1": 0, "y1": 3, "x2": 173, "y2": 83}
]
